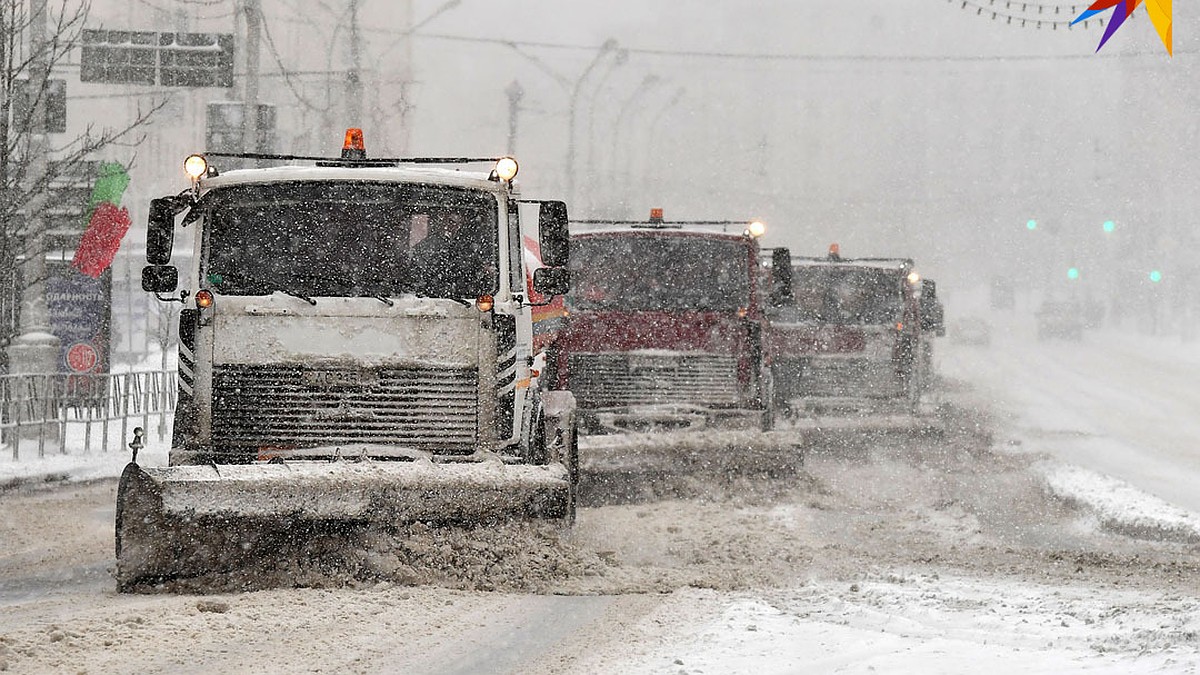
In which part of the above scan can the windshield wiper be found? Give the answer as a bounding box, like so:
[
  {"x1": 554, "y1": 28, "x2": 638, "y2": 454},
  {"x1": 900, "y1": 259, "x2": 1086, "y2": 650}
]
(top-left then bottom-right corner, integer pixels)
[
  {"x1": 362, "y1": 294, "x2": 394, "y2": 306},
  {"x1": 409, "y1": 289, "x2": 471, "y2": 307},
  {"x1": 283, "y1": 289, "x2": 317, "y2": 305},
  {"x1": 210, "y1": 269, "x2": 318, "y2": 305}
]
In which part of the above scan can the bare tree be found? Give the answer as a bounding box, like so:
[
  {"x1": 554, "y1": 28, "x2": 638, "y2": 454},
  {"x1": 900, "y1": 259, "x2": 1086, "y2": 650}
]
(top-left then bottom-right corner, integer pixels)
[{"x1": 0, "y1": 0, "x2": 166, "y2": 369}]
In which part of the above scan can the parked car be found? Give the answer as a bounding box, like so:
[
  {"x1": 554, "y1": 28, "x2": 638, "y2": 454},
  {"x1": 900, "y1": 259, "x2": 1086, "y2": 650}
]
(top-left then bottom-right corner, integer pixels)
[
  {"x1": 952, "y1": 316, "x2": 991, "y2": 346},
  {"x1": 1037, "y1": 300, "x2": 1084, "y2": 341}
]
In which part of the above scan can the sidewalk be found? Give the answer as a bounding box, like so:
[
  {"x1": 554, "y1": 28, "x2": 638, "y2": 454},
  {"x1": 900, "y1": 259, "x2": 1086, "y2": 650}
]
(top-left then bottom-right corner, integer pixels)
[{"x1": 0, "y1": 432, "x2": 169, "y2": 490}]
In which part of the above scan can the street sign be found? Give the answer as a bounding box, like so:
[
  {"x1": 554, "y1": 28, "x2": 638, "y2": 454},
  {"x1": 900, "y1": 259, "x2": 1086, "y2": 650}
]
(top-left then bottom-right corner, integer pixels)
[
  {"x1": 45, "y1": 260, "x2": 110, "y2": 376},
  {"x1": 66, "y1": 342, "x2": 99, "y2": 372}
]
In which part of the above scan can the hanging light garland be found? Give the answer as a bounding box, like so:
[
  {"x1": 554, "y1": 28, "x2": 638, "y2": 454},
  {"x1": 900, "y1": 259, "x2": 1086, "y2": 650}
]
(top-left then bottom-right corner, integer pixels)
[{"x1": 951, "y1": 0, "x2": 1107, "y2": 30}]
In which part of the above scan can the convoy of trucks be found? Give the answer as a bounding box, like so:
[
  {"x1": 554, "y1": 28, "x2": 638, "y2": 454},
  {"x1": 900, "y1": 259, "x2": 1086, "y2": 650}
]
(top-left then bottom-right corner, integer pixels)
[{"x1": 118, "y1": 131, "x2": 945, "y2": 590}]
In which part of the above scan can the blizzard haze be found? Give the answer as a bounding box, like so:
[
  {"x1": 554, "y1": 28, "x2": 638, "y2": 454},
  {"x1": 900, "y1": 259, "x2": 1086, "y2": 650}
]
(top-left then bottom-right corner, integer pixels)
[
  {"x1": 4, "y1": 2, "x2": 1200, "y2": 674},
  {"x1": 89, "y1": 0, "x2": 1196, "y2": 306}
]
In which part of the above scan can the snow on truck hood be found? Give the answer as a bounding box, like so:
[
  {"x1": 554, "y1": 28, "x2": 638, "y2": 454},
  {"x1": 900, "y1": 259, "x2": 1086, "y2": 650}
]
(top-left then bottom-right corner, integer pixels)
[
  {"x1": 197, "y1": 165, "x2": 502, "y2": 192},
  {"x1": 210, "y1": 294, "x2": 481, "y2": 368}
]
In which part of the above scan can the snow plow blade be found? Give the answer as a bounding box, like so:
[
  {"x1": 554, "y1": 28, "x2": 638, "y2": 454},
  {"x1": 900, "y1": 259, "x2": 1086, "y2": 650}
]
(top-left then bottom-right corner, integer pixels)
[
  {"x1": 114, "y1": 458, "x2": 571, "y2": 590},
  {"x1": 577, "y1": 429, "x2": 805, "y2": 505}
]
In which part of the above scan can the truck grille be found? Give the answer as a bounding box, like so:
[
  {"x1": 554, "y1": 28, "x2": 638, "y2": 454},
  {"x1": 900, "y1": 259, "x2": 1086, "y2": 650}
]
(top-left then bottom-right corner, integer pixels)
[
  {"x1": 212, "y1": 365, "x2": 479, "y2": 455},
  {"x1": 800, "y1": 357, "x2": 901, "y2": 398},
  {"x1": 569, "y1": 352, "x2": 739, "y2": 408}
]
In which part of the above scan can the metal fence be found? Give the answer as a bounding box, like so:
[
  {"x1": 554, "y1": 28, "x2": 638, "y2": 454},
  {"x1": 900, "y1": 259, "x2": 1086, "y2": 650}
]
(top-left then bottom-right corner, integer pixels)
[{"x1": 2, "y1": 370, "x2": 176, "y2": 460}]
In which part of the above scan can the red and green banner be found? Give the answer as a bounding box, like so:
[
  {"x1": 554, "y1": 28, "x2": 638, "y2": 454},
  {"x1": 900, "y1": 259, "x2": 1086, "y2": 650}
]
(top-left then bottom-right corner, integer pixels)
[{"x1": 72, "y1": 162, "x2": 132, "y2": 278}]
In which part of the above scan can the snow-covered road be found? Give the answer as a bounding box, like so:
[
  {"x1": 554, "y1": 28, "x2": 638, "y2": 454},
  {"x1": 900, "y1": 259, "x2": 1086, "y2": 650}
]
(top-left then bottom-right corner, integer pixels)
[
  {"x1": 4, "y1": 321, "x2": 1200, "y2": 673},
  {"x1": 940, "y1": 317, "x2": 1200, "y2": 514}
]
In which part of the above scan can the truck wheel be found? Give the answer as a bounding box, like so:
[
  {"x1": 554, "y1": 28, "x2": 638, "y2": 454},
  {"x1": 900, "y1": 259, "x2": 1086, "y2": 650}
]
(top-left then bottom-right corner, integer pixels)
[
  {"x1": 760, "y1": 401, "x2": 775, "y2": 432},
  {"x1": 563, "y1": 420, "x2": 579, "y2": 525},
  {"x1": 760, "y1": 371, "x2": 776, "y2": 431},
  {"x1": 525, "y1": 403, "x2": 548, "y2": 465}
]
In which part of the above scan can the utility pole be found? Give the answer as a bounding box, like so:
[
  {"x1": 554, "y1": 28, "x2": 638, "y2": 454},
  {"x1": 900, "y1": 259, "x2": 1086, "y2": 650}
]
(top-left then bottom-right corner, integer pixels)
[
  {"x1": 397, "y1": 0, "x2": 414, "y2": 155},
  {"x1": 347, "y1": 0, "x2": 363, "y2": 125},
  {"x1": 241, "y1": 0, "x2": 262, "y2": 160},
  {"x1": 8, "y1": 0, "x2": 60, "y2": 446},
  {"x1": 505, "y1": 80, "x2": 523, "y2": 156}
]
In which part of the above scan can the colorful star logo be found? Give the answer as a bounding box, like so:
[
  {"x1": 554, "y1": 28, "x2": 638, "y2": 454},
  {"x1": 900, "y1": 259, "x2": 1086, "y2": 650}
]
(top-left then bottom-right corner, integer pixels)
[{"x1": 1071, "y1": 0, "x2": 1172, "y2": 55}]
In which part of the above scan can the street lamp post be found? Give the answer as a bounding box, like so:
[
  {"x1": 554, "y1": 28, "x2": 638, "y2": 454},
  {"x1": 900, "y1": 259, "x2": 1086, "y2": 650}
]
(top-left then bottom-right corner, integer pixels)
[
  {"x1": 607, "y1": 74, "x2": 662, "y2": 207},
  {"x1": 565, "y1": 39, "x2": 618, "y2": 205},
  {"x1": 242, "y1": 0, "x2": 263, "y2": 158},
  {"x1": 642, "y1": 86, "x2": 686, "y2": 202},
  {"x1": 583, "y1": 48, "x2": 629, "y2": 183},
  {"x1": 505, "y1": 79, "x2": 523, "y2": 155}
]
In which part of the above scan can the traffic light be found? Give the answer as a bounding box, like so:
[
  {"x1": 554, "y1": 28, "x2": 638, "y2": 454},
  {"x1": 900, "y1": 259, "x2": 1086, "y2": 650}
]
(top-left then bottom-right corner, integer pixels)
[
  {"x1": 1149, "y1": 270, "x2": 1162, "y2": 283},
  {"x1": 1026, "y1": 219, "x2": 1038, "y2": 231},
  {"x1": 1102, "y1": 220, "x2": 1115, "y2": 233},
  {"x1": 1067, "y1": 267, "x2": 1080, "y2": 280}
]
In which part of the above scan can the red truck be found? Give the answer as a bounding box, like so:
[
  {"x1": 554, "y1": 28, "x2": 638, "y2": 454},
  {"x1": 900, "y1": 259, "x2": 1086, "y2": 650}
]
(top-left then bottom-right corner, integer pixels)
[
  {"x1": 765, "y1": 245, "x2": 929, "y2": 415},
  {"x1": 552, "y1": 210, "x2": 774, "y2": 433}
]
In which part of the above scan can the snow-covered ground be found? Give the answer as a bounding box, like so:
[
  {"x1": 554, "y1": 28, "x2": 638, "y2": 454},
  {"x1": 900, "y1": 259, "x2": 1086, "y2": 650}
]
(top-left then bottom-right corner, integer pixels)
[
  {"x1": 0, "y1": 417, "x2": 169, "y2": 487},
  {"x1": 0, "y1": 351, "x2": 174, "y2": 487},
  {"x1": 5, "y1": 320, "x2": 1200, "y2": 673},
  {"x1": 574, "y1": 315, "x2": 1200, "y2": 674},
  {"x1": 576, "y1": 579, "x2": 1200, "y2": 675},
  {"x1": 940, "y1": 309, "x2": 1200, "y2": 522}
]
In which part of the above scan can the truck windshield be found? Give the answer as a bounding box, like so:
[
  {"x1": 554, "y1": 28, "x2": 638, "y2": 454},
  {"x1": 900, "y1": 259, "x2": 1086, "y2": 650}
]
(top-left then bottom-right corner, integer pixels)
[
  {"x1": 201, "y1": 181, "x2": 499, "y2": 299},
  {"x1": 568, "y1": 235, "x2": 751, "y2": 312},
  {"x1": 788, "y1": 266, "x2": 903, "y2": 325}
]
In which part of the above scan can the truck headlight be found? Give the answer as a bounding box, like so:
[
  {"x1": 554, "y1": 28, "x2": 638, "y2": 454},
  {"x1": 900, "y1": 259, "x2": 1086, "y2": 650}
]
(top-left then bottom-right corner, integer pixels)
[
  {"x1": 184, "y1": 154, "x2": 208, "y2": 180},
  {"x1": 494, "y1": 157, "x2": 519, "y2": 182}
]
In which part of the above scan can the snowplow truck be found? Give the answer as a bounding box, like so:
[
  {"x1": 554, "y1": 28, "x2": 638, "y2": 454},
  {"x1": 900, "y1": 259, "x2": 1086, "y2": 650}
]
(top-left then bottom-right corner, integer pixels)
[
  {"x1": 765, "y1": 245, "x2": 927, "y2": 414},
  {"x1": 116, "y1": 131, "x2": 578, "y2": 589},
  {"x1": 555, "y1": 211, "x2": 775, "y2": 433}
]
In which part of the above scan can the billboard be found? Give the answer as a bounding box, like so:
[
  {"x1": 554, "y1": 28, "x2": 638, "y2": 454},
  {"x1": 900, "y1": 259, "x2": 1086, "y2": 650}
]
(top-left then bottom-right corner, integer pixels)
[{"x1": 45, "y1": 259, "x2": 111, "y2": 377}]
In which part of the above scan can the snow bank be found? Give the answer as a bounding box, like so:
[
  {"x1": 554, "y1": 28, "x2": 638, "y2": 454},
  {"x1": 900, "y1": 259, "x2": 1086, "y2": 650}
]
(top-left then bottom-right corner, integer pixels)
[
  {"x1": 1041, "y1": 462, "x2": 1200, "y2": 544},
  {"x1": 0, "y1": 436, "x2": 168, "y2": 488},
  {"x1": 590, "y1": 576, "x2": 1200, "y2": 674}
]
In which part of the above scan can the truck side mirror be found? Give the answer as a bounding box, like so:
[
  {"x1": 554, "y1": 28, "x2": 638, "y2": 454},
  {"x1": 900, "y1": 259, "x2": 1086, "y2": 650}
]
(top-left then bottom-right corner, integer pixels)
[
  {"x1": 919, "y1": 302, "x2": 945, "y2": 334},
  {"x1": 147, "y1": 198, "x2": 177, "y2": 265},
  {"x1": 532, "y1": 267, "x2": 570, "y2": 296},
  {"x1": 538, "y1": 201, "x2": 570, "y2": 268},
  {"x1": 919, "y1": 280, "x2": 944, "y2": 333},
  {"x1": 769, "y1": 247, "x2": 793, "y2": 307},
  {"x1": 142, "y1": 265, "x2": 178, "y2": 293}
]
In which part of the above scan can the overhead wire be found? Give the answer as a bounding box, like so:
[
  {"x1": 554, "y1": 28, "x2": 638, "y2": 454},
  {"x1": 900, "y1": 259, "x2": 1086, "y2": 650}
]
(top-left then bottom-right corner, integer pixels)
[
  {"x1": 408, "y1": 31, "x2": 1181, "y2": 62},
  {"x1": 255, "y1": 6, "x2": 1181, "y2": 70},
  {"x1": 258, "y1": 5, "x2": 331, "y2": 113},
  {"x1": 131, "y1": 0, "x2": 235, "y2": 20}
]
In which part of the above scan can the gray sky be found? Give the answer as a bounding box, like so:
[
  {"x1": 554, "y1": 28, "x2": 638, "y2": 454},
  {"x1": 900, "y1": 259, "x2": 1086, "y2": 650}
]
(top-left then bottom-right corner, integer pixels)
[{"x1": 89, "y1": 0, "x2": 1194, "y2": 298}]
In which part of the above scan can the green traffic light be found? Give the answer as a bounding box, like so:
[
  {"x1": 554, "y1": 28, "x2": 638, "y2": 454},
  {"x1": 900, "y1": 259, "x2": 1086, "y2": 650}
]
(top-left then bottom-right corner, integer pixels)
[
  {"x1": 1026, "y1": 219, "x2": 1037, "y2": 231},
  {"x1": 1149, "y1": 270, "x2": 1162, "y2": 283},
  {"x1": 1103, "y1": 220, "x2": 1115, "y2": 233},
  {"x1": 1067, "y1": 267, "x2": 1080, "y2": 280}
]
